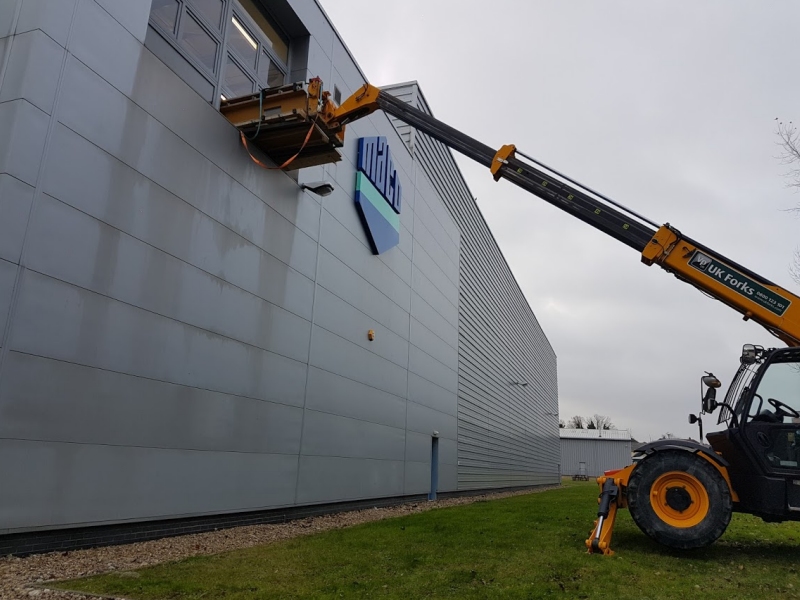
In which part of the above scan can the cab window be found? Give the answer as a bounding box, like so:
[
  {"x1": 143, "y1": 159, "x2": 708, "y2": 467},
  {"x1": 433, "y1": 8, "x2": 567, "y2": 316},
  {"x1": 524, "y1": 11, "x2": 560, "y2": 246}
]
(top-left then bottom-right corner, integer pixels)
[{"x1": 750, "y1": 361, "x2": 800, "y2": 422}]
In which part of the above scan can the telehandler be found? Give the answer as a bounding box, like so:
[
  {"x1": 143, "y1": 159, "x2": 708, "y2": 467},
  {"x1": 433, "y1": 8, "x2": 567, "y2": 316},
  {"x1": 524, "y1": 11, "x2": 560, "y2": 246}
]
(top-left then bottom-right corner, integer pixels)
[{"x1": 221, "y1": 79, "x2": 800, "y2": 554}]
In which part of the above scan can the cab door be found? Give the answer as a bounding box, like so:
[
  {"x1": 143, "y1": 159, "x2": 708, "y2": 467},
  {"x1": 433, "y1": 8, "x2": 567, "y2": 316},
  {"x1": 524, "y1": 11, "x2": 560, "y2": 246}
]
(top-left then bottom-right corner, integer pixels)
[{"x1": 741, "y1": 359, "x2": 800, "y2": 512}]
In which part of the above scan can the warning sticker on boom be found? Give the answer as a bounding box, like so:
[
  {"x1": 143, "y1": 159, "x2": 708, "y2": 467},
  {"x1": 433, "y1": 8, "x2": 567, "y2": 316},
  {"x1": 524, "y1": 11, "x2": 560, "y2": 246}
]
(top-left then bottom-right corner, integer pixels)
[{"x1": 688, "y1": 251, "x2": 791, "y2": 317}]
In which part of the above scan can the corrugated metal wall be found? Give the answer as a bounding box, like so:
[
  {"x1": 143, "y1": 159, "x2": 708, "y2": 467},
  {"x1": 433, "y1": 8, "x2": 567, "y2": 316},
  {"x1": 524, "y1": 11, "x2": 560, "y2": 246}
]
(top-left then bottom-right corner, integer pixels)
[
  {"x1": 560, "y1": 439, "x2": 632, "y2": 478},
  {"x1": 384, "y1": 84, "x2": 560, "y2": 490},
  {"x1": 0, "y1": 0, "x2": 462, "y2": 535}
]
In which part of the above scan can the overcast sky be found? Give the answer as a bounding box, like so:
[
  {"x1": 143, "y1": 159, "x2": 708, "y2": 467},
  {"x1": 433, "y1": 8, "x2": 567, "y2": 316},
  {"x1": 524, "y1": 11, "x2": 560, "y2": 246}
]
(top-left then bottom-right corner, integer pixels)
[{"x1": 319, "y1": 0, "x2": 800, "y2": 441}]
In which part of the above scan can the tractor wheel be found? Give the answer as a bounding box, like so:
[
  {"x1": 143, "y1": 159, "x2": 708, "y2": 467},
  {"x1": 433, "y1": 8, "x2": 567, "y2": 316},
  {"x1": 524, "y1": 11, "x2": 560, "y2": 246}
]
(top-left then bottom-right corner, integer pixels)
[{"x1": 627, "y1": 450, "x2": 732, "y2": 550}]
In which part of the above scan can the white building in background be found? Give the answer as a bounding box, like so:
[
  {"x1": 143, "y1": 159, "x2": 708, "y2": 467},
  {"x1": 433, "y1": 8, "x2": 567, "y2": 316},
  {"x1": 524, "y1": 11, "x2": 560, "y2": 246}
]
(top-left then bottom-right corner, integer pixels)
[{"x1": 560, "y1": 429, "x2": 632, "y2": 478}]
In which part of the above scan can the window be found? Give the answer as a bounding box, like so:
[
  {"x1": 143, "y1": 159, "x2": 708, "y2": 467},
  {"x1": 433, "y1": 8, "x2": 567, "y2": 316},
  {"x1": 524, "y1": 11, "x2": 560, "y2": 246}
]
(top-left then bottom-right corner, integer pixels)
[
  {"x1": 148, "y1": 0, "x2": 289, "y2": 106},
  {"x1": 219, "y1": 4, "x2": 288, "y2": 102},
  {"x1": 150, "y1": 0, "x2": 180, "y2": 33},
  {"x1": 751, "y1": 361, "x2": 800, "y2": 421},
  {"x1": 236, "y1": 0, "x2": 288, "y2": 63},
  {"x1": 180, "y1": 12, "x2": 218, "y2": 72}
]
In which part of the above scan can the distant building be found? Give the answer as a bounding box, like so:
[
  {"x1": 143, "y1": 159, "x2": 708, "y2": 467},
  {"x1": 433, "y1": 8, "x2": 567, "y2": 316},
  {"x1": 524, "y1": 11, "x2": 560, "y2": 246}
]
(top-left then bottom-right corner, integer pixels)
[{"x1": 560, "y1": 429, "x2": 632, "y2": 478}]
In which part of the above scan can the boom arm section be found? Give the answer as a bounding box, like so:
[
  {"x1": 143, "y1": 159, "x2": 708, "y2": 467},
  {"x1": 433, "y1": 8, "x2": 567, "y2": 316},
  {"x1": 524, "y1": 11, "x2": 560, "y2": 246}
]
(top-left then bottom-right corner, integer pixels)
[
  {"x1": 331, "y1": 84, "x2": 800, "y2": 346},
  {"x1": 330, "y1": 85, "x2": 656, "y2": 252},
  {"x1": 642, "y1": 226, "x2": 800, "y2": 346}
]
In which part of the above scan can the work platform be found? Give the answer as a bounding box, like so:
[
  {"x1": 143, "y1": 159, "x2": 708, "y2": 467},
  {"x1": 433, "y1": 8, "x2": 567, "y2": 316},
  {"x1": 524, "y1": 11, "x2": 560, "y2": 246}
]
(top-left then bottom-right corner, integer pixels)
[{"x1": 220, "y1": 80, "x2": 344, "y2": 170}]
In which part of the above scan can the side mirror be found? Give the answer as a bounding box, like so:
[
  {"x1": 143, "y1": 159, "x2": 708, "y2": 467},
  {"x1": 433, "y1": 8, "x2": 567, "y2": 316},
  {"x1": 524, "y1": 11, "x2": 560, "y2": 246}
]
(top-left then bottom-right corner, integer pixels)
[
  {"x1": 741, "y1": 344, "x2": 757, "y2": 365},
  {"x1": 701, "y1": 373, "x2": 721, "y2": 414},
  {"x1": 702, "y1": 388, "x2": 718, "y2": 413}
]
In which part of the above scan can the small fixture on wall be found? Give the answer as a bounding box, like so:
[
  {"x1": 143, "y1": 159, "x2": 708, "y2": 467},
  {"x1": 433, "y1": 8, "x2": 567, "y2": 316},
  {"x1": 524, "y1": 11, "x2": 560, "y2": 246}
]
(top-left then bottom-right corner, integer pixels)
[
  {"x1": 432, "y1": 430, "x2": 439, "y2": 438},
  {"x1": 300, "y1": 181, "x2": 335, "y2": 196},
  {"x1": 367, "y1": 329, "x2": 375, "y2": 341}
]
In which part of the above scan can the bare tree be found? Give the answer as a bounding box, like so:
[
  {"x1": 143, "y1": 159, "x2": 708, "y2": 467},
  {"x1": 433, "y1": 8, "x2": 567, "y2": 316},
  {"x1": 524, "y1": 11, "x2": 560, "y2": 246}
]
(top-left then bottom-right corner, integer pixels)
[
  {"x1": 587, "y1": 414, "x2": 614, "y2": 430},
  {"x1": 567, "y1": 415, "x2": 584, "y2": 429},
  {"x1": 559, "y1": 419, "x2": 566, "y2": 428},
  {"x1": 659, "y1": 432, "x2": 677, "y2": 440},
  {"x1": 776, "y1": 119, "x2": 800, "y2": 192},
  {"x1": 775, "y1": 119, "x2": 800, "y2": 285}
]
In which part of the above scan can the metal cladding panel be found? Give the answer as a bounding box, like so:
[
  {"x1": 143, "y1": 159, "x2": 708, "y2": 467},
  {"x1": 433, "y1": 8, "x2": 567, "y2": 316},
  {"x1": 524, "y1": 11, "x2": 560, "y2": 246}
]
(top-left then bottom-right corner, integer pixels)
[
  {"x1": 308, "y1": 325, "x2": 408, "y2": 399},
  {"x1": 45, "y1": 123, "x2": 320, "y2": 278},
  {"x1": 296, "y1": 456, "x2": 404, "y2": 504},
  {"x1": 412, "y1": 212, "x2": 459, "y2": 282},
  {"x1": 405, "y1": 431, "x2": 434, "y2": 463},
  {"x1": 404, "y1": 460, "x2": 430, "y2": 495},
  {"x1": 43, "y1": 128, "x2": 317, "y2": 318},
  {"x1": 16, "y1": 0, "x2": 79, "y2": 48},
  {"x1": 0, "y1": 174, "x2": 33, "y2": 264},
  {"x1": 0, "y1": 0, "x2": 464, "y2": 534},
  {"x1": 408, "y1": 345, "x2": 457, "y2": 393},
  {"x1": 11, "y1": 269, "x2": 310, "y2": 405},
  {"x1": 560, "y1": 439, "x2": 633, "y2": 478},
  {"x1": 300, "y1": 410, "x2": 406, "y2": 462},
  {"x1": 316, "y1": 248, "x2": 410, "y2": 339},
  {"x1": 0, "y1": 352, "x2": 304, "y2": 454},
  {"x1": 0, "y1": 258, "x2": 15, "y2": 340},
  {"x1": 410, "y1": 290, "x2": 458, "y2": 348},
  {"x1": 0, "y1": 98, "x2": 49, "y2": 186},
  {"x1": 0, "y1": 29, "x2": 64, "y2": 115},
  {"x1": 24, "y1": 194, "x2": 313, "y2": 361},
  {"x1": 304, "y1": 367, "x2": 407, "y2": 429},
  {"x1": 410, "y1": 317, "x2": 458, "y2": 372},
  {"x1": 0, "y1": 2, "x2": 17, "y2": 38},
  {"x1": 319, "y1": 208, "x2": 412, "y2": 306},
  {"x1": 407, "y1": 372, "x2": 458, "y2": 417},
  {"x1": 92, "y1": 0, "x2": 151, "y2": 42},
  {"x1": 56, "y1": 54, "x2": 322, "y2": 242},
  {"x1": 411, "y1": 269, "x2": 458, "y2": 330},
  {"x1": 312, "y1": 285, "x2": 409, "y2": 368},
  {"x1": 0, "y1": 438, "x2": 299, "y2": 532},
  {"x1": 384, "y1": 83, "x2": 560, "y2": 491}
]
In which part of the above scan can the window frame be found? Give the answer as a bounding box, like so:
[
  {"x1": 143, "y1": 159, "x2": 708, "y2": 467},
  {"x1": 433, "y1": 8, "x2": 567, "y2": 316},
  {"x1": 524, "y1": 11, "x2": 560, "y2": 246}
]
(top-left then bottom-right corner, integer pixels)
[
  {"x1": 147, "y1": 0, "x2": 291, "y2": 108},
  {"x1": 221, "y1": 3, "x2": 289, "y2": 102}
]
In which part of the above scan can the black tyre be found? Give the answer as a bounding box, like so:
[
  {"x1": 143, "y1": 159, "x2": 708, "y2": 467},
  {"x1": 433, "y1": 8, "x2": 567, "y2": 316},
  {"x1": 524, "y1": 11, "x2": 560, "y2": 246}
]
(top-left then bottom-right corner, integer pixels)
[{"x1": 627, "y1": 450, "x2": 732, "y2": 550}]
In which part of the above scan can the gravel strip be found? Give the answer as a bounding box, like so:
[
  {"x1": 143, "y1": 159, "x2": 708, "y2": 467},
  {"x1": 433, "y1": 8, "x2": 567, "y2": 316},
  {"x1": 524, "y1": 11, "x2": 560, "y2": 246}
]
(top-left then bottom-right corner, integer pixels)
[{"x1": 0, "y1": 487, "x2": 557, "y2": 600}]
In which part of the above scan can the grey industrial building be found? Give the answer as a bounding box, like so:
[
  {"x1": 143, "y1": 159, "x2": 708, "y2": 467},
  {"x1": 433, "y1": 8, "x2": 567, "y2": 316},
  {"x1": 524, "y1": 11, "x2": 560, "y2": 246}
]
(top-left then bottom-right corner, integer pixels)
[
  {"x1": 560, "y1": 429, "x2": 632, "y2": 478},
  {"x1": 0, "y1": 0, "x2": 558, "y2": 549}
]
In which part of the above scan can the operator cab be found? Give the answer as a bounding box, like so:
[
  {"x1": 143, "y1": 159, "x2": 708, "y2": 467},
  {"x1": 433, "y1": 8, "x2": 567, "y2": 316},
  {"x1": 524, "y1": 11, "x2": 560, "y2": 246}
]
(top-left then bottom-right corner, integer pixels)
[{"x1": 703, "y1": 345, "x2": 800, "y2": 519}]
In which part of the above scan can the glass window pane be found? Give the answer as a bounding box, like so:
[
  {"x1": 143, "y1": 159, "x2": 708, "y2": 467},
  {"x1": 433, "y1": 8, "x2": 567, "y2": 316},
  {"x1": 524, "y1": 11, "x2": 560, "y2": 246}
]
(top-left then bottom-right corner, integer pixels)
[
  {"x1": 189, "y1": 0, "x2": 223, "y2": 29},
  {"x1": 258, "y1": 49, "x2": 284, "y2": 88},
  {"x1": 180, "y1": 13, "x2": 218, "y2": 72},
  {"x1": 224, "y1": 55, "x2": 254, "y2": 97},
  {"x1": 236, "y1": 0, "x2": 289, "y2": 64},
  {"x1": 229, "y1": 16, "x2": 258, "y2": 68},
  {"x1": 150, "y1": 0, "x2": 180, "y2": 34}
]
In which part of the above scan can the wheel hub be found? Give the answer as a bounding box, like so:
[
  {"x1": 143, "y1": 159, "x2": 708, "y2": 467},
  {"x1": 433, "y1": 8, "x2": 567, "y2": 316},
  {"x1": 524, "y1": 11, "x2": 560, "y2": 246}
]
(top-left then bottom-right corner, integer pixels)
[
  {"x1": 650, "y1": 471, "x2": 710, "y2": 528},
  {"x1": 665, "y1": 486, "x2": 693, "y2": 512}
]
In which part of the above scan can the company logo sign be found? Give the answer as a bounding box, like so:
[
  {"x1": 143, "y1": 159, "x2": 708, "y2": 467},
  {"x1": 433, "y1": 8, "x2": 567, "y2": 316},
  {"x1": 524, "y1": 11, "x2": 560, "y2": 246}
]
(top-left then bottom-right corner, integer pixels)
[
  {"x1": 355, "y1": 136, "x2": 402, "y2": 254},
  {"x1": 689, "y1": 251, "x2": 791, "y2": 316}
]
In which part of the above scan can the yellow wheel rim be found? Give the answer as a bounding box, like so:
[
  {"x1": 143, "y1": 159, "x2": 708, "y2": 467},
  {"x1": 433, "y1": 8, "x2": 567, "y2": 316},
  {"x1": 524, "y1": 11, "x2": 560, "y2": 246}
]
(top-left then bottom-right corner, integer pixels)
[{"x1": 650, "y1": 471, "x2": 709, "y2": 528}]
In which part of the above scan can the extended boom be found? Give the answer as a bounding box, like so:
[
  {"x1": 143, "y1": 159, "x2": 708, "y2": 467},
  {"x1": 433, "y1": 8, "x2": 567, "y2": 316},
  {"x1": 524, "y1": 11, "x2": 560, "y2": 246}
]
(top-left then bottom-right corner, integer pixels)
[
  {"x1": 222, "y1": 78, "x2": 800, "y2": 555},
  {"x1": 328, "y1": 83, "x2": 800, "y2": 346}
]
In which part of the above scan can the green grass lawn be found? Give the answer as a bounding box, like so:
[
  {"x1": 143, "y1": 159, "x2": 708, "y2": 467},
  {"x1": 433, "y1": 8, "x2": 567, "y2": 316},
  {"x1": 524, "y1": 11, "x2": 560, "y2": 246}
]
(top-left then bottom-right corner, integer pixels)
[{"x1": 54, "y1": 481, "x2": 800, "y2": 599}]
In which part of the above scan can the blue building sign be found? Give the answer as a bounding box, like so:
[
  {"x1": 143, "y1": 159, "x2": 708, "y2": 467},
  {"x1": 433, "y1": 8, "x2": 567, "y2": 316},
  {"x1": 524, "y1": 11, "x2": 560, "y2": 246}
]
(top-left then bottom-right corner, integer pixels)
[{"x1": 355, "y1": 136, "x2": 402, "y2": 254}]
